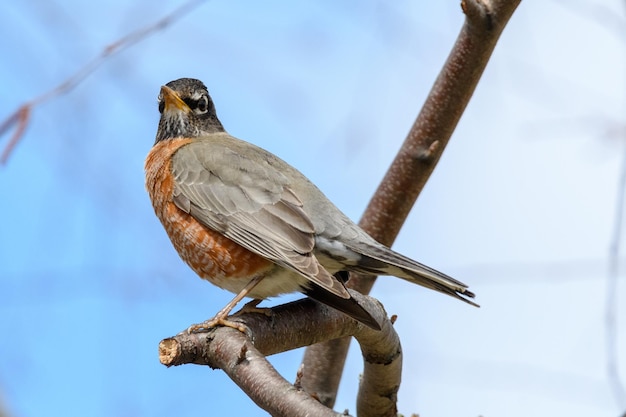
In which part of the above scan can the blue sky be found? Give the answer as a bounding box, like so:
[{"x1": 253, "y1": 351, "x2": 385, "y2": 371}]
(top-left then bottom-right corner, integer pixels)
[{"x1": 1, "y1": 1, "x2": 625, "y2": 416}]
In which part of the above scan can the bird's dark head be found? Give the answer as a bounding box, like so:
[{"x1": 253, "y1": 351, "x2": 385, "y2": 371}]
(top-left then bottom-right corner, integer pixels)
[{"x1": 155, "y1": 78, "x2": 224, "y2": 144}]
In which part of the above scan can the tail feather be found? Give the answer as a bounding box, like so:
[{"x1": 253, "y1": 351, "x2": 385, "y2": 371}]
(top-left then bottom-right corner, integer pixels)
[
  {"x1": 302, "y1": 282, "x2": 382, "y2": 330},
  {"x1": 345, "y1": 242, "x2": 479, "y2": 307}
]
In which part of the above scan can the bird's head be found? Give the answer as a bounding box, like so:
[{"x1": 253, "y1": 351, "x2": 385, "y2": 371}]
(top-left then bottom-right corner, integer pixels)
[{"x1": 155, "y1": 78, "x2": 224, "y2": 144}]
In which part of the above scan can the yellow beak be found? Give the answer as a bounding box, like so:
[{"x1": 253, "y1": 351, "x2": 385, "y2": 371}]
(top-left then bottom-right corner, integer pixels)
[{"x1": 160, "y1": 85, "x2": 189, "y2": 112}]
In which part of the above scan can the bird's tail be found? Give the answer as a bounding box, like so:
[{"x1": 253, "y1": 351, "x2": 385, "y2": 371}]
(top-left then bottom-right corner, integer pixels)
[
  {"x1": 346, "y1": 242, "x2": 479, "y2": 307},
  {"x1": 303, "y1": 282, "x2": 382, "y2": 330}
]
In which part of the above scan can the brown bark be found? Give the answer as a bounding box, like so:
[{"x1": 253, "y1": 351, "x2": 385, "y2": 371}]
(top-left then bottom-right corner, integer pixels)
[
  {"x1": 159, "y1": 1, "x2": 522, "y2": 415},
  {"x1": 299, "y1": 0, "x2": 522, "y2": 409},
  {"x1": 159, "y1": 292, "x2": 400, "y2": 417}
]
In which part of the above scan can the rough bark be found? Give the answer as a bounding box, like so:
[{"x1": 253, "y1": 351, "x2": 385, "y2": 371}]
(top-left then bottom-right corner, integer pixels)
[
  {"x1": 159, "y1": 292, "x2": 400, "y2": 417},
  {"x1": 299, "y1": 0, "x2": 522, "y2": 410},
  {"x1": 159, "y1": 1, "x2": 522, "y2": 415}
]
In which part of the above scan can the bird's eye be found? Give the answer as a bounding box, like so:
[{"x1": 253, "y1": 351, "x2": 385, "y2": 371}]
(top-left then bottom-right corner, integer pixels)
[
  {"x1": 157, "y1": 94, "x2": 164, "y2": 114},
  {"x1": 196, "y1": 95, "x2": 209, "y2": 114}
]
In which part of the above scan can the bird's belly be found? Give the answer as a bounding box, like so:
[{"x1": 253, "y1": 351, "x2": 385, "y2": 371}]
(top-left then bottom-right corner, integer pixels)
[
  {"x1": 159, "y1": 200, "x2": 299, "y2": 294},
  {"x1": 158, "y1": 199, "x2": 311, "y2": 298},
  {"x1": 216, "y1": 266, "x2": 311, "y2": 299},
  {"x1": 145, "y1": 139, "x2": 313, "y2": 299}
]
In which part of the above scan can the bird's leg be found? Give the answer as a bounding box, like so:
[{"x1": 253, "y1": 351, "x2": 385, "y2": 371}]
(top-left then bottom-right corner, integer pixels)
[
  {"x1": 232, "y1": 298, "x2": 273, "y2": 318},
  {"x1": 186, "y1": 275, "x2": 264, "y2": 334}
]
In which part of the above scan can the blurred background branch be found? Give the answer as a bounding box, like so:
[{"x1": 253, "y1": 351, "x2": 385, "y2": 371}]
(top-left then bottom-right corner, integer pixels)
[
  {"x1": 0, "y1": 0, "x2": 206, "y2": 164},
  {"x1": 1, "y1": 1, "x2": 625, "y2": 416}
]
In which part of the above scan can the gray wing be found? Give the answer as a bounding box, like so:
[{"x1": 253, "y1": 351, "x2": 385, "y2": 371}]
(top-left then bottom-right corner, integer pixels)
[{"x1": 170, "y1": 136, "x2": 350, "y2": 299}]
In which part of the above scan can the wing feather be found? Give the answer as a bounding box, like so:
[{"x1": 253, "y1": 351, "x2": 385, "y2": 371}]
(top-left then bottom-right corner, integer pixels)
[{"x1": 171, "y1": 137, "x2": 349, "y2": 299}]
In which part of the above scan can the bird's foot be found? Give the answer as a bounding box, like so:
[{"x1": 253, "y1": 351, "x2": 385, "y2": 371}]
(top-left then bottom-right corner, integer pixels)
[
  {"x1": 184, "y1": 278, "x2": 267, "y2": 335},
  {"x1": 185, "y1": 315, "x2": 247, "y2": 334},
  {"x1": 232, "y1": 299, "x2": 273, "y2": 318}
]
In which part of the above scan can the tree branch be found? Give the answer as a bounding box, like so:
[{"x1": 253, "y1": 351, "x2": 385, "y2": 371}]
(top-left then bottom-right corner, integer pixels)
[
  {"x1": 159, "y1": 292, "x2": 401, "y2": 417},
  {"x1": 299, "y1": 0, "x2": 522, "y2": 409}
]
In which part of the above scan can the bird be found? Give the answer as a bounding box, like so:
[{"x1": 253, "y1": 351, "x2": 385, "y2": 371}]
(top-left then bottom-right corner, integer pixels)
[{"x1": 145, "y1": 77, "x2": 477, "y2": 332}]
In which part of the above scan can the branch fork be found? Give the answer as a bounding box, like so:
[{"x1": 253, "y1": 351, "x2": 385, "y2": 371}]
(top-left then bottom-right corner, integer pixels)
[{"x1": 159, "y1": 292, "x2": 402, "y2": 417}]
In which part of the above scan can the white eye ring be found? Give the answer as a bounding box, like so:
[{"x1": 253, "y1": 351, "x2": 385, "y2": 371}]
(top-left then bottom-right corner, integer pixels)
[
  {"x1": 195, "y1": 95, "x2": 209, "y2": 114},
  {"x1": 157, "y1": 94, "x2": 165, "y2": 113}
]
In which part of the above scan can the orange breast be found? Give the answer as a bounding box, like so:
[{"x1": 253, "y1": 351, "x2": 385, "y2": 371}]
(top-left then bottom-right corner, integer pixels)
[{"x1": 145, "y1": 138, "x2": 274, "y2": 288}]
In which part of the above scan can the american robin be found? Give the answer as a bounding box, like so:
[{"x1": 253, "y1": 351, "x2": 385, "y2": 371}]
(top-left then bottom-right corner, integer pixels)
[{"x1": 145, "y1": 78, "x2": 477, "y2": 332}]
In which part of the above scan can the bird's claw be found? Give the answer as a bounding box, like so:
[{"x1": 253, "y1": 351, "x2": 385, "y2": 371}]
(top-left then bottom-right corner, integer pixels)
[
  {"x1": 232, "y1": 299, "x2": 273, "y2": 318},
  {"x1": 185, "y1": 317, "x2": 248, "y2": 334}
]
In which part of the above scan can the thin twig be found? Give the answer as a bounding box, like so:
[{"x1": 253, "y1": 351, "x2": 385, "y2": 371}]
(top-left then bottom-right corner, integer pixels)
[
  {"x1": 0, "y1": 0, "x2": 207, "y2": 165},
  {"x1": 607, "y1": 140, "x2": 626, "y2": 411},
  {"x1": 0, "y1": 106, "x2": 30, "y2": 164},
  {"x1": 605, "y1": 2, "x2": 626, "y2": 413}
]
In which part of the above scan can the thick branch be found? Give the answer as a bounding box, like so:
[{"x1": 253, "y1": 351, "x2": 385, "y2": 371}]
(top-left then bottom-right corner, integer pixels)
[
  {"x1": 156, "y1": 1, "x2": 521, "y2": 415},
  {"x1": 159, "y1": 292, "x2": 401, "y2": 417},
  {"x1": 300, "y1": 0, "x2": 521, "y2": 409},
  {"x1": 162, "y1": 328, "x2": 340, "y2": 417},
  {"x1": 362, "y1": 0, "x2": 521, "y2": 259}
]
